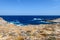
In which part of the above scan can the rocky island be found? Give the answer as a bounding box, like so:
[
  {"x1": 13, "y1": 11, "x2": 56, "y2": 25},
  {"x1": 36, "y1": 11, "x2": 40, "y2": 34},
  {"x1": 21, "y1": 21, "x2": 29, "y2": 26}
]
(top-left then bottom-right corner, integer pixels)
[{"x1": 0, "y1": 17, "x2": 60, "y2": 40}]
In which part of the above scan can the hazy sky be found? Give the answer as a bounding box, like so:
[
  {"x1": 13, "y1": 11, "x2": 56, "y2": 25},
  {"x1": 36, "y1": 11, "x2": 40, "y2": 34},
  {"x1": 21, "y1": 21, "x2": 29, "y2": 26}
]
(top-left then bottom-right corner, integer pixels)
[{"x1": 0, "y1": 0, "x2": 60, "y2": 15}]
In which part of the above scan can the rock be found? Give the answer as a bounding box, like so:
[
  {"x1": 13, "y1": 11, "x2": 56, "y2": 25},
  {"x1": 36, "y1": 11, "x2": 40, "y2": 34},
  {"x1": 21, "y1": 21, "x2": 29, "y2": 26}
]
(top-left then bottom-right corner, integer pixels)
[
  {"x1": 47, "y1": 18, "x2": 60, "y2": 23},
  {"x1": 0, "y1": 17, "x2": 8, "y2": 26}
]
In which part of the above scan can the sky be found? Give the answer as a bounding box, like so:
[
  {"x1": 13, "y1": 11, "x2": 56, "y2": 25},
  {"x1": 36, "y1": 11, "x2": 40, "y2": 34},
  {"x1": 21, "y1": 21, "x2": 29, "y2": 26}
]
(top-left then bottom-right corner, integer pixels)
[{"x1": 0, "y1": 0, "x2": 60, "y2": 15}]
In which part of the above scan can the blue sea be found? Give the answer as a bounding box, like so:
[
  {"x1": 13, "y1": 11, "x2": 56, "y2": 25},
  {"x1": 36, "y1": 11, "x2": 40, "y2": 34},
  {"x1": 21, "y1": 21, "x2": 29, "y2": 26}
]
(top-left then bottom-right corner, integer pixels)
[{"x1": 0, "y1": 16, "x2": 60, "y2": 25}]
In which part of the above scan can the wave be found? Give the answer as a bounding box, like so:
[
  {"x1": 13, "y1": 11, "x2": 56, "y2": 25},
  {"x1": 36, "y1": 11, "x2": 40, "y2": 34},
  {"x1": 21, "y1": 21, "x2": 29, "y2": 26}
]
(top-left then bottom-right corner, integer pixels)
[
  {"x1": 9, "y1": 20, "x2": 24, "y2": 26},
  {"x1": 9, "y1": 21, "x2": 20, "y2": 24},
  {"x1": 33, "y1": 18, "x2": 43, "y2": 20},
  {"x1": 32, "y1": 18, "x2": 50, "y2": 23},
  {"x1": 8, "y1": 18, "x2": 54, "y2": 25}
]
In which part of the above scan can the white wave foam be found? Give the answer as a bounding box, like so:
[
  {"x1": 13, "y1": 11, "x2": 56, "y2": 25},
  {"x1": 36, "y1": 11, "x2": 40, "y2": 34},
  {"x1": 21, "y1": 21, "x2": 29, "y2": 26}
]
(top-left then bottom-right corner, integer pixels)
[
  {"x1": 9, "y1": 20, "x2": 23, "y2": 26},
  {"x1": 17, "y1": 24, "x2": 22, "y2": 26},
  {"x1": 40, "y1": 21, "x2": 45, "y2": 22},
  {"x1": 39, "y1": 20, "x2": 50, "y2": 23},
  {"x1": 33, "y1": 18, "x2": 42, "y2": 20},
  {"x1": 9, "y1": 20, "x2": 20, "y2": 24},
  {"x1": 9, "y1": 22, "x2": 14, "y2": 24}
]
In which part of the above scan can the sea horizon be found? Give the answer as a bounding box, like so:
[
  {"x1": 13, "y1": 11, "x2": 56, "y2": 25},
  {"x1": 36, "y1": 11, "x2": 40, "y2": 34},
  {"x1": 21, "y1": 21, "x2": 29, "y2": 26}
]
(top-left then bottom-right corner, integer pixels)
[{"x1": 0, "y1": 16, "x2": 60, "y2": 25}]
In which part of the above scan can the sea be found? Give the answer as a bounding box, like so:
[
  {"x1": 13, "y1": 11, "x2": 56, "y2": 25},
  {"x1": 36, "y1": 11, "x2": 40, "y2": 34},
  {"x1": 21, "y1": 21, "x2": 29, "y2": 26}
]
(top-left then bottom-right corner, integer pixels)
[{"x1": 0, "y1": 15, "x2": 60, "y2": 25}]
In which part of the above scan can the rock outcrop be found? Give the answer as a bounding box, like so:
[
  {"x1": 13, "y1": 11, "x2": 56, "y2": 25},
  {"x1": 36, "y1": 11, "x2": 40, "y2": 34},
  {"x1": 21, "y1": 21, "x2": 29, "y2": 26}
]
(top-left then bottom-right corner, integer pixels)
[{"x1": 47, "y1": 18, "x2": 60, "y2": 23}]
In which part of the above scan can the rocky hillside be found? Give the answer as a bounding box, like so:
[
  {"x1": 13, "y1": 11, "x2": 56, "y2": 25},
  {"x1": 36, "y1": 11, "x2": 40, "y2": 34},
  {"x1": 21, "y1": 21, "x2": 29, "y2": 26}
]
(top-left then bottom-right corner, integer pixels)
[{"x1": 0, "y1": 17, "x2": 60, "y2": 40}]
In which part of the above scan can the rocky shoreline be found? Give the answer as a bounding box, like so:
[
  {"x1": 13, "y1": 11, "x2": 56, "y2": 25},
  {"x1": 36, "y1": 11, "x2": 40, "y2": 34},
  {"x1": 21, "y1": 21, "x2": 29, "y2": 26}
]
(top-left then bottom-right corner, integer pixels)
[{"x1": 0, "y1": 17, "x2": 60, "y2": 40}]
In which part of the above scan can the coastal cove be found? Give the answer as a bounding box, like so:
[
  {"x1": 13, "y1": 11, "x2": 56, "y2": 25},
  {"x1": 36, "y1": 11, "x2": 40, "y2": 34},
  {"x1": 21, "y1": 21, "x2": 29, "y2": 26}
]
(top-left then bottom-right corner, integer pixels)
[
  {"x1": 0, "y1": 16, "x2": 60, "y2": 25},
  {"x1": 0, "y1": 16, "x2": 60, "y2": 40}
]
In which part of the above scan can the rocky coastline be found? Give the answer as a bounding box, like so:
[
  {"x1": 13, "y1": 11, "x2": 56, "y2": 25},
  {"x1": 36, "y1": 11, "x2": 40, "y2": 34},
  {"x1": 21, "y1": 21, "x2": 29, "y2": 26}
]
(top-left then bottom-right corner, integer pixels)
[{"x1": 0, "y1": 17, "x2": 60, "y2": 40}]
